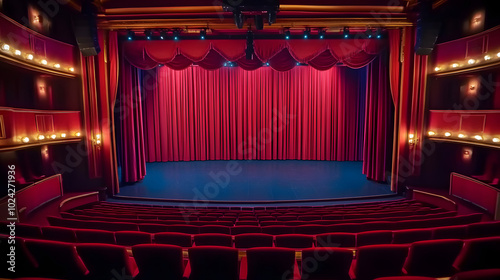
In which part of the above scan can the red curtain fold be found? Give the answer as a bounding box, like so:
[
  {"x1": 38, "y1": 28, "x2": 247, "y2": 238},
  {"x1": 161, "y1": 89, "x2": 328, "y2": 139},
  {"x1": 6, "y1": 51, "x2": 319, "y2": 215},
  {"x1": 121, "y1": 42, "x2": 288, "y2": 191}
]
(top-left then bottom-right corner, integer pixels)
[
  {"x1": 388, "y1": 29, "x2": 401, "y2": 105},
  {"x1": 123, "y1": 39, "x2": 387, "y2": 71},
  {"x1": 363, "y1": 52, "x2": 392, "y2": 182},
  {"x1": 108, "y1": 31, "x2": 119, "y2": 106},
  {"x1": 117, "y1": 59, "x2": 147, "y2": 183},
  {"x1": 142, "y1": 66, "x2": 366, "y2": 162}
]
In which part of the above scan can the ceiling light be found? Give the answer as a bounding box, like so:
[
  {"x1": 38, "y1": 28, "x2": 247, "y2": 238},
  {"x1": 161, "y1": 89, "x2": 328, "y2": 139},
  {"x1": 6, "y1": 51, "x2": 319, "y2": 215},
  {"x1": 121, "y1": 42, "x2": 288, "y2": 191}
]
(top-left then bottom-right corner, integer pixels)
[
  {"x1": 284, "y1": 29, "x2": 291, "y2": 40},
  {"x1": 318, "y1": 29, "x2": 325, "y2": 39},
  {"x1": 343, "y1": 27, "x2": 349, "y2": 38},
  {"x1": 200, "y1": 29, "x2": 206, "y2": 40},
  {"x1": 303, "y1": 28, "x2": 310, "y2": 39},
  {"x1": 434, "y1": 66, "x2": 441, "y2": 71},
  {"x1": 69, "y1": 67, "x2": 74, "y2": 72},
  {"x1": 127, "y1": 30, "x2": 135, "y2": 40},
  {"x1": 51, "y1": 134, "x2": 57, "y2": 139},
  {"x1": 144, "y1": 29, "x2": 152, "y2": 40},
  {"x1": 54, "y1": 64, "x2": 60, "y2": 68},
  {"x1": 452, "y1": 63, "x2": 459, "y2": 68},
  {"x1": 75, "y1": 132, "x2": 81, "y2": 137}
]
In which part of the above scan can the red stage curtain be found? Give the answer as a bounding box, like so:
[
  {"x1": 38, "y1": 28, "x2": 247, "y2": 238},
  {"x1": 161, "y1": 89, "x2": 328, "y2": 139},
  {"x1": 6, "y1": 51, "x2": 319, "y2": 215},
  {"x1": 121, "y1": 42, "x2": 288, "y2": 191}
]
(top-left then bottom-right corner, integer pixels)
[
  {"x1": 363, "y1": 53, "x2": 393, "y2": 182},
  {"x1": 122, "y1": 39, "x2": 387, "y2": 71},
  {"x1": 142, "y1": 66, "x2": 366, "y2": 162},
  {"x1": 117, "y1": 59, "x2": 147, "y2": 183}
]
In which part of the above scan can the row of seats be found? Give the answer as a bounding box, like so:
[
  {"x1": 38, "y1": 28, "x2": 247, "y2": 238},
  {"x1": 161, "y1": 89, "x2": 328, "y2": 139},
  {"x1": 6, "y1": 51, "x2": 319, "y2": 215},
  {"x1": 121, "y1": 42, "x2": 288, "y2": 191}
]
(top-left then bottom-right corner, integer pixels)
[
  {"x1": 44, "y1": 213, "x2": 483, "y2": 234},
  {"x1": 7, "y1": 221, "x2": 500, "y2": 247},
  {"x1": 3, "y1": 235, "x2": 500, "y2": 280}
]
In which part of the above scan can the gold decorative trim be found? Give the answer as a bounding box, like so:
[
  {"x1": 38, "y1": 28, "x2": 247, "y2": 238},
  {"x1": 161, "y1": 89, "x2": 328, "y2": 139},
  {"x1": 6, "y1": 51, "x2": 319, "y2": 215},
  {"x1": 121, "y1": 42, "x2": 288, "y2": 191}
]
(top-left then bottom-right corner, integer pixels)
[
  {"x1": 0, "y1": 139, "x2": 82, "y2": 152},
  {"x1": 431, "y1": 60, "x2": 500, "y2": 77},
  {"x1": 428, "y1": 137, "x2": 500, "y2": 149},
  {"x1": 0, "y1": 52, "x2": 77, "y2": 78},
  {"x1": 59, "y1": 191, "x2": 99, "y2": 209},
  {"x1": 411, "y1": 189, "x2": 457, "y2": 207}
]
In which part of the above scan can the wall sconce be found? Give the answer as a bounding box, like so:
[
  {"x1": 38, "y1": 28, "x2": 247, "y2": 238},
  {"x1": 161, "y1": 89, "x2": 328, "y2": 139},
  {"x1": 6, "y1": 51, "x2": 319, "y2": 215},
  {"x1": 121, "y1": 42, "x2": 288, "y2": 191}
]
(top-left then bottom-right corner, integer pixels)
[
  {"x1": 93, "y1": 133, "x2": 102, "y2": 147},
  {"x1": 463, "y1": 147, "x2": 473, "y2": 161},
  {"x1": 408, "y1": 133, "x2": 418, "y2": 146}
]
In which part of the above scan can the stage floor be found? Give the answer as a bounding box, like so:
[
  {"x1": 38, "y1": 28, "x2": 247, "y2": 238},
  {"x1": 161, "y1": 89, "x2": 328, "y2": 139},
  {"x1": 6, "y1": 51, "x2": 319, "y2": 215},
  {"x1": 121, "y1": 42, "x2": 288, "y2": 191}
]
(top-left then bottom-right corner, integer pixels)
[{"x1": 117, "y1": 160, "x2": 394, "y2": 203}]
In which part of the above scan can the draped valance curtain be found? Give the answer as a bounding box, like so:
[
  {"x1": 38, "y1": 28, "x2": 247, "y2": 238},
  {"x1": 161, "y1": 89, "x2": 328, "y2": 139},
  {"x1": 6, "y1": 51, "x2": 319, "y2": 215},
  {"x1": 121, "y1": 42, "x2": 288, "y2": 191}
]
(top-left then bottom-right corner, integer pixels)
[{"x1": 122, "y1": 39, "x2": 387, "y2": 71}]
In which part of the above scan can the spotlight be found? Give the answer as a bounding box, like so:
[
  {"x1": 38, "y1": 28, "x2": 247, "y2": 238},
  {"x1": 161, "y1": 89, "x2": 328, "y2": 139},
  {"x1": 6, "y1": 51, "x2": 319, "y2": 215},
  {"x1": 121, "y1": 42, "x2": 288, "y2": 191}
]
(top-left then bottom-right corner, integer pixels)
[
  {"x1": 343, "y1": 27, "x2": 350, "y2": 38},
  {"x1": 303, "y1": 28, "x2": 310, "y2": 39},
  {"x1": 246, "y1": 31, "x2": 254, "y2": 60},
  {"x1": 265, "y1": 62, "x2": 270, "y2": 66},
  {"x1": 200, "y1": 29, "x2": 206, "y2": 40},
  {"x1": 255, "y1": 14, "x2": 264, "y2": 30},
  {"x1": 296, "y1": 62, "x2": 300, "y2": 66},
  {"x1": 160, "y1": 30, "x2": 167, "y2": 40},
  {"x1": 173, "y1": 30, "x2": 180, "y2": 41},
  {"x1": 365, "y1": 29, "x2": 373, "y2": 38},
  {"x1": 374, "y1": 28, "x2": 382, "y2": 38},
  {"x1": 268, "y1": 10, "x2": 276, "y2": 25},
  {"x1": 234, "y1": 11, "x2": 244, "y2": 29},
  {"x1": 127, "y1": 30, "x2": 135, "y2": 41},
  {"x1": 75, "y1": 132, "x2": 81, "y2": 137},
  {"x1": 284, "y1": 29, "x2": 291, "y2": 40},
  {"x1": 144, "y1": 29, "x2": 152, "y2": 40},
  {"x1": 452, "y1": 63, "x2": 459, "y2": 68},
  {"x1": 434, "y1": 66, "x2": 441, "y2": 71},
  {"x1": 54, "y1": 64, "x2": 60, "y2": 68},
  {"x1": 318, "y1": 29, "x2": 325, "y2": 39}
]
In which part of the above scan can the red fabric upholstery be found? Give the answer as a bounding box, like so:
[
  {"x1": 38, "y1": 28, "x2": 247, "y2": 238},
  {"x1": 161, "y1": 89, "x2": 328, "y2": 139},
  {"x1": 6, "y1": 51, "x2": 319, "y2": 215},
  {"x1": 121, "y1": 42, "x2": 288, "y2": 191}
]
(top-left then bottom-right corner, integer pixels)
[
  {"x1": 392, "y1": 229, "x2": 433, "y2": 244},
  {"x1": 316, "y1": 233, "x2": 356, "y2": 248},
  {"x1": 193, "y1": 233, "x2": 233, "y2": 247},
  {"x1": 187, "y1": 246, "x2": 239, "y2": 280},
  {"x1": 450, "y1": 269, "x2": 500, "y2": 280},
  {"x1": 357, "y1": 230, "x2": 394, "y2": 246},
  {"x1": 41, "y1": 226, "x2": 76, "y2": 243},
  {"x1": 76, "y1": 243, "x2": 136, "y2": 280},
  {"x1": 154, "y1": 232, "x2": 192, "y2": 247},
  {"x1": 453, "y1": 237, "x2": 500, "y2": 272},
  {"x1": 198, "y1": 225, "x2": 231, "y2": 234},
  {"x1": 75, "y1": 229, "x2": 116, "y2": 244},
  {"x1": 138, "y1": 224, "x2": 170, "y2": 233},
  {"x1": 132, "y1": 244, "x2": 184, "y2": 280},
  {"x1": 115, "y1": 231, "x2": 152, "y2": 246},
  {"x1": 0, "y1": 236, "x2": 37, "y2": 278},
  {"x1": 275, "y1": 234, "x2": 314, "y2": 249},
  {"x1": 262, "y1": 226, "x2": 293, "y2": 235},
  {"x1": 234, "y1": 233, "x2": 274, "y2": 249},
  {"x1": 354, "y1": 244, "x2": 409, "y2": 280},
  {"x1": 166, "y1": 225, "x2": 199, "y2": 234},
  {"x1": 24, "y1": 239, "x2": 88, "y2": 279},
  {"x1": 467, "y1": 221, "x2": 500, "y2": 238},
  {"x1": 16, "y1": 224, "x2": 42, "y2": 239},
  {"x1": 432, "y1": 225, "x2": 468, "y2": 240},
  {"x1": 231, "y1": 226, "x2": 261, "y2": 235},
  {"x1": 301, "y1": 247, "x2": 353, "y2": 280},
  {"x1": 246, "y1": 247, "x2": 297, "y2": 280},
  {"x1": 294, "y1": 225, "x2": 329, "y2": 235},
  {"x1": 404, "y1": 239, "x2": 464, "y2": 277}
]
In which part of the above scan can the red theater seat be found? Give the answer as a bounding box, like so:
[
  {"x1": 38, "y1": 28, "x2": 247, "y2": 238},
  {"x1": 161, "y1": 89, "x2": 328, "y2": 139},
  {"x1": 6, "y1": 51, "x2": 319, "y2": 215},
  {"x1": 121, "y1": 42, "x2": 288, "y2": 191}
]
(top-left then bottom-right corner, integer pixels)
[
  {"x1": 467, "y1": 221, "x2": 500, "y2": 238},
  {"x1": 75, "y1": 229, "x2": 116, "y2": 244},
  {"x1": 262, "y1": 225, "x2": 293, "y2": 235},
  {"x1": 245, "y1": 247, "x2": 298, "y2": 280},
  {"x1": 234, "y1": 233, "x2": 274, "y2": 249},
  {"x1": 353, "y1": 244, "x2": 409, "y2": 280},
  {"x1": 194, "y1": 233, "x2": 233, "y2": 247},
  {"x1": 41, "y1": 226, "x2": 77, "y2": 243},
  {"x1": 453, "y1": 237, "x2": 500, "y2": 272},
  {"x1": 115, "y1": 231, "x2": 152, "y2": 246},
  {"x1": 327, "y1": 223, "x2": 361, "y2": 233},
  {"x1": 138, "y1": 223, "x2": 170, "y2": 233},
  {"x1": 301, "y1": 248, "x2": 353, "y2": 280},
  {"x1": 167, "y1": 225, "x2": 200, "y2": 234},
  {"x1": 316, "y1": 233, "x2": 356, "y2": 248},
  {"x1": 0, "y1": 236, "x2": 36, "y2": 278},
  {"x1": 77, "y1": 244, "x2": 136, "y2": 280},
  {"x1": 357, "y1": 230, "x2": 393, "y2": 246},
  {"x1": 24, "y1": 239, "x2": 87, "y2": 279},
  {"x1": 404, "y1": 239, "x2": 464, "y2": 277},
  {"x1": 132, "y1": 244, "x2": 184, "y2": 280},
  {"x1": 275, "y1": 234, "x2": 314, "y2": 249},
  {"x1": 432, "y1": 225, "x2": 468, "y2": 240},
  {"x1": 17, "y1": 224, "x2": 43, "y2": 239},
  {"x1": 294, "y1": 225, "x2": 329, "y2": 235},
  {"x1": 231, "y1": 226, "x2": 261, "y2": 235},
  {"x1": 450, "y1": 269, "x2": 500, "y2": 280},
  {"x1": 392, "y1": 229, "x2": 433, "y2": 244},
  {"x1": 187, "y1": 246, "x2": 239, "y2": 280},
  {"x1": 199, "y1": 225, "x2": 231, "y2": 234},
  {"x1": 154, "y1": 232, "x2": 193, "y2": 247}
]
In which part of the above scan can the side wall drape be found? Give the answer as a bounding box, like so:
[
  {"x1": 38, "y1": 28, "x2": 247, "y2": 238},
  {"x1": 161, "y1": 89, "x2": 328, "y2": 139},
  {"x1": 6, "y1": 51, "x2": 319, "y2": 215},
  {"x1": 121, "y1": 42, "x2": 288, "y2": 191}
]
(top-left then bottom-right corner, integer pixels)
[
  {"x1": 142, "y1": 66, "x2": 366, "y2": 162},
  {"x1": 117, "y1": 59, "x2": 147, "y2": 183},
  {"x1": 363, "y1": 52, "x2": 393, "y2": 182}
]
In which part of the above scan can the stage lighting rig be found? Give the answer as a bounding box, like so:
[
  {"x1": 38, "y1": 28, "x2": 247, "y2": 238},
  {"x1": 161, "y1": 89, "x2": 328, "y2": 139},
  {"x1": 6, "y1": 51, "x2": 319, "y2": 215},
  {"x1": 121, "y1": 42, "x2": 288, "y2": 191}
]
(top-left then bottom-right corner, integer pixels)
[
  {"x1": 223, "y1": 0, "x2": 279, "y2": 29},
  {"x1": 246, "y1": 31, "x2": 254, "y2": 60}
]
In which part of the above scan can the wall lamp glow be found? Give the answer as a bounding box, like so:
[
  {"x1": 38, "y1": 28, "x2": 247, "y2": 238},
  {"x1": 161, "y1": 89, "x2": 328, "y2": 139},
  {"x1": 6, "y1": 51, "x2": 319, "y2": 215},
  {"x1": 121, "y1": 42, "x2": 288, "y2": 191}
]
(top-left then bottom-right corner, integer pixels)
[
  {"x1": 22, "y1": 137, "x2": 30, "y2": 143},
  {"x1": 428, "y1": 131, "x2": 436, "y2": 136}
]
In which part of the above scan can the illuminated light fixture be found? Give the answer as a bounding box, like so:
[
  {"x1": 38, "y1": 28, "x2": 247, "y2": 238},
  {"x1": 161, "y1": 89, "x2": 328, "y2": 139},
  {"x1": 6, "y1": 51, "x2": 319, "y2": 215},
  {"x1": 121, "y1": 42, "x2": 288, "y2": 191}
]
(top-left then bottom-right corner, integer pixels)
[
  {"x1": 428, "y1": 131, "x2": 436, "y2": 136},
  {"x1": 173, "y1": 29, "x2": 180, "y2": 41},
  {"x1": 497, "y1": 52, "x2": 500, "y2": 58},
  {"x1": 468, "y1": 59, "x2": 476, "y2": 64},
  {"x1": 444, "y1": 132, "x2": 452, "y2": 137},
  {"x1": 343, "y1": 27, "x2": 350, "y2": 38},
  {"x1": 14, "y1": 50, "x2": 21, "y2": 55},
  {"x1": 69, "y1": 67, "x2": 74, "y2": 72},
  {"x1": 458, "y1": 133, "x2": 466, "y2": 138},
  {"x1": 75, "y1": 132, "x2": 81, "y2": 137},
  {"x1": 474, "y1": 135, "x2": 483, "y2": 140},
  {"x1": 200, "y1": 29, "x2": 206, "y2": 40},
  {"x1": 265, "y1": 62, "x2": 270, "y2": 66},
  {"x1": 296, "y1": 62, "x2": 300, "y2": 66},
  {"x1": 284, "y1": 29, "x2": 291, "y2": 40},
  {"x1": 493, "y1": 138, "x2": 500, "y2": 143},
  {"x1": 452, "y1": 63, "x2": 459, "y2": 68},
  {"x1": 318, "y1": 29, "x2": 325, "y2": 39},
  {"x1": 96, "y1": 139, "x2": 101, "y2": 145},
  {"x1": 61, "y1": 133, "x2": 66, "y2": 138},
  {"x1": 365, "y1": 28, "x2": 373, "y2": 38},
  {"x1": 38, "y1": 135, "x2": 45, "y2": 140},
  {"x1": 127, "y1": 30, "x2": 134, "y2": 41},
  {"x1": 1, "y1": 43, "x2": 10, "y2": 51},
  {"x1": 96, "y1": 134, "x2": 101, "y2": 140},
  {"x1": 303, "y1": 28, "x2": 310, "y2": 39},
  {"x1": 41, "y1": 59, "x2": 48, "y2": 65},
  {"x1": 484, "y1": 55, "x2": 491, "y2": 60},
  {"x1": 375, "y1": 28, "x2": 382, "y2": 38},
  {"x1": 470, "y1": 84, "x2": 476, "y2": 90},
  {"x1": 54, "y1": 63, "x2": 60, "y2": 68},
  {"x1": 160, "y1": 30, "x2": 167, "y2": 40},
  {"x1": 27, "y1": 54, "x2": 34, "y2": 60},
  {"x1": 434, "y1": 66, "x2": 441, "y2": 71},
  {"x1": 144, "y1": 29, "x2": 152, "y2": 40},
  {"x1": 50, "y1": 134, "x2": 57, "y2": 139},
  {"x1": 409, "y1": 133, "x2": 414, "y2": 139},
  {"x1": 22, "y1": 137, "x2": 30, "y2": 143},
  {"x1": 408, "y1": 133, "x2": 416, "y2": 145}
]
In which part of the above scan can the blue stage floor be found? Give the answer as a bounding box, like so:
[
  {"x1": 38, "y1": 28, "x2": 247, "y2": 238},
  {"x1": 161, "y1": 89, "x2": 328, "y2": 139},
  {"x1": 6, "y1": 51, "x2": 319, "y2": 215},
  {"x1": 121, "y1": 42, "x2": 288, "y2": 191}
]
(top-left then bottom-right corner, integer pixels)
[{"x1": 117, "y1": 161, "x2": 394, "y2": 203}]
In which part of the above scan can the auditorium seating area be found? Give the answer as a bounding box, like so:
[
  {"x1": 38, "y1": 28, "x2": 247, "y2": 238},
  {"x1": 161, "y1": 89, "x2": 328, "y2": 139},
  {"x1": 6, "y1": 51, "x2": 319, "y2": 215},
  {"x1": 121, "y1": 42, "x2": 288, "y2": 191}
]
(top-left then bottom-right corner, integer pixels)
[{"x1": 2, "y1": 199, "x2": 500, "y2": 280}]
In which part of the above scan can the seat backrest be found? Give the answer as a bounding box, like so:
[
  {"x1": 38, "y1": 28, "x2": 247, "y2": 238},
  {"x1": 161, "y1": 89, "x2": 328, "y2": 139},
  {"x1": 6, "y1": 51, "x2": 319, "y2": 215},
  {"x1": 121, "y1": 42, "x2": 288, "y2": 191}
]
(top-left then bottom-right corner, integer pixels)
[
  {"x1": 0, "y1": 236, "x2": 36, "y2": 278},
  {"x1": 275, "y1": 234, "x2": 314, "y2": 249},
  {"x1": 404, "y1": 239, "x2": 464, "y2": 277},
  {"x1": 231, "y1": 226, "x2": 261, "y2": 235},
  {"x1": 41, "y1": 226, "x2": 77, "y2": 243},
  {"x1": 115, "y1": 231, "x2": 152, "y2": 246},
  {"x1": 432, "y1": 225, "x2": 468, "y2": 239},
  {"x1": 154, "y1": 232, "x2": 192, "y2": 247},
  {"x1": 75, "y1": 228, "x2": 116, "y2": 244},
  {"x1": 199, "y1": 225, "x2": 231, "y2": 234},
  {"x1": 76, "y1": 243, "x2": 134, "y2": 280},
  {"x1": 261, "y1": 225, "x2": 293, "y2": 235},
  {"x1": 316, "y1": 233, "x2": 356, "y2": 248},
  {"x1": 453, "y1": 237, "x2": 500, "y2": 272},
  {"x1": 294, "y1": 225, "x2": 329, "y2": 235},
  {"x1": 132, "y1": 244, "x2": 184, "y2": 280},
  {"x1": 392, "y1": 229, "x2": 433, "y2": 244},
  {"x1": 301, "y1": 247, "x2": 353, "y2": 280},
  {"x1": 17, "y1": 224, "x2": 42, "y2": 239},
  {"x1": 188, "y1": 246, "x2": 239, "y2": 280},
  {"x1": 357, "y1": 230, "x2": 393, "y2": 246},
  {"x1": 354, "y1": 244, "x2": 409, "y2": 280},
  {"x1": 450, "y1": 268, "x2": 500, "y2": 280},
  {"x1": 246, "y1": 247, "x2": 296, "y2": 280},
  {"x1": 138, "y1": 223, "x2": 170, "y2": 233},
  {"x1": 194, "y1": 233, "x2": 233, "y2": 247},
  {"x1": 167, "y1": 224, "x2": 199, "y2": 234},
  {"x1": 234, "y1": 233, "x2": 274, "y2": 249},
  {"x1": 467, "y1": 221, "x2": 500, "y2": 238}
]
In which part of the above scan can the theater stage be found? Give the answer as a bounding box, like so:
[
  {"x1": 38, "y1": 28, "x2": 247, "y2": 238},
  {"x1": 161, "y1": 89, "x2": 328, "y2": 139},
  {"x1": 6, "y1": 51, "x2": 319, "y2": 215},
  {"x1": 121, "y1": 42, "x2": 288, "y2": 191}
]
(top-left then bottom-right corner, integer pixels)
[{"x1": 116, "y1": 160, "x2": 395, "y2": 204}]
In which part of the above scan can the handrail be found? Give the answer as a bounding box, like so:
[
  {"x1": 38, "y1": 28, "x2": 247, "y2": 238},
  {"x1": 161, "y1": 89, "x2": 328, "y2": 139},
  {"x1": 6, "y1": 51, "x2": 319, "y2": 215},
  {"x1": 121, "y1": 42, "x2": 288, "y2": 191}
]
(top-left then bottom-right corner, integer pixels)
[{"x1": 60, "y1": 192, "x2": 99, "y2": 209}]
